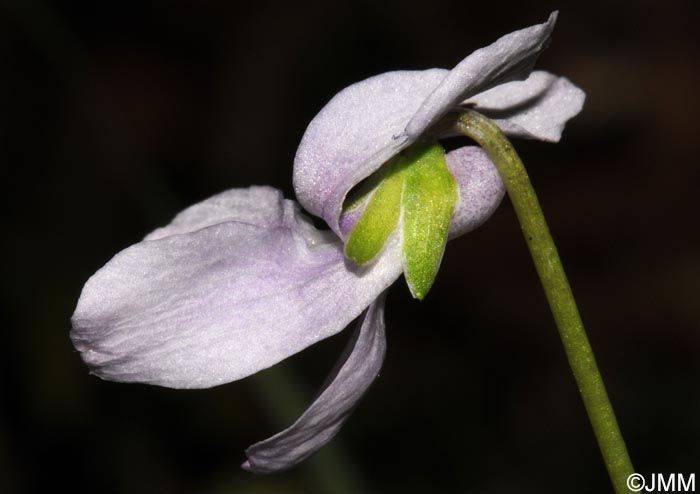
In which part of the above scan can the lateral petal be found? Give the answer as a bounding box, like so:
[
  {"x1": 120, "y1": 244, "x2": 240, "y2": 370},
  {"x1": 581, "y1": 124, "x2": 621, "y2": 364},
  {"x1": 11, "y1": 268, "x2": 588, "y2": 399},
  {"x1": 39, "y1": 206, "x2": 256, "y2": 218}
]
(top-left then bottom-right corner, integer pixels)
[
  {"x1": 446, "y1": 146, "x2": 506, "y2": 239},
  {"x1": 243, "y1": 293, "x2": 387, "y2": 474},
  {"x1": 71, "y1": 187, "x2": 402, "y2": 389},
  {"x1": 465, "y1": 71, "x2": 586, "y2": 142}
]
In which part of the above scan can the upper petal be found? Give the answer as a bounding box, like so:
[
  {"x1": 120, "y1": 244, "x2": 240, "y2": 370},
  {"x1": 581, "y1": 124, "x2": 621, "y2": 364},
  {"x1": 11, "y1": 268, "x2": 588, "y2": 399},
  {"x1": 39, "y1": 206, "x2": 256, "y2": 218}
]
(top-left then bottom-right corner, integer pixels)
[
  {"x1": 404, "y1": 12, "x2": 558, "y2": 140},
  {"x1": 243, "y1": 292, "x2": 387, "y2": 473},
  {"x1": 70, "y1": 187, "x2": 403, "y2": 389},
  {"x1": 293, "y1": 13, "x2": 557, "y2": 237},
  {"x1": 465, "y1": 71, "x2": 586, "y2": 142},
  {"x1": 293, "y1": 69, "x2": 447, "y2": 236}
]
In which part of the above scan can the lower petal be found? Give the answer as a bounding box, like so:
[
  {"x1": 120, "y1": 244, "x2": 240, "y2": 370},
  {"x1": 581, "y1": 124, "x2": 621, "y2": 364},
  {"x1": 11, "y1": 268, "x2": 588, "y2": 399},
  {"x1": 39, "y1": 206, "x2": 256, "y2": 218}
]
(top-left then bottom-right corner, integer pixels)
[{"x1": 71, "y1": 187, "x2": 402, "y2": 389}]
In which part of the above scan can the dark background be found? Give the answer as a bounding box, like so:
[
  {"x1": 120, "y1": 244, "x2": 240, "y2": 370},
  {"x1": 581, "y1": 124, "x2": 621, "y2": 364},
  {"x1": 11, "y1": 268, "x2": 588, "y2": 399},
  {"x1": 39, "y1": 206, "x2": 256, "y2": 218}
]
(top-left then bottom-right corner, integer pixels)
[{"x1": 1, "y1": 1, "x2": 699, "y2": 493}]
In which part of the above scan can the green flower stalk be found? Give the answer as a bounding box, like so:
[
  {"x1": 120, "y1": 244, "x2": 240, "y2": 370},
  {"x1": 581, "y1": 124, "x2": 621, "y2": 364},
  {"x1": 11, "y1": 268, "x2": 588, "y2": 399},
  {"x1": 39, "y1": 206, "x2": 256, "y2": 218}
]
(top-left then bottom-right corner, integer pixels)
[{"x1": 453, "y1": 108, "x2": 634, "y2": 493}]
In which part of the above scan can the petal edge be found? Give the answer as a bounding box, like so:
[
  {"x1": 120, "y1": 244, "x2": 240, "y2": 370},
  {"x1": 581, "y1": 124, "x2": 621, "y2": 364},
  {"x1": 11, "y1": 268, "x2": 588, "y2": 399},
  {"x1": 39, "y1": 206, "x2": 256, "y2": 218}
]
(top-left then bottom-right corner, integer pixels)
[{"x1": 71, "y1": 188, "x2": 402, "y2": 389}]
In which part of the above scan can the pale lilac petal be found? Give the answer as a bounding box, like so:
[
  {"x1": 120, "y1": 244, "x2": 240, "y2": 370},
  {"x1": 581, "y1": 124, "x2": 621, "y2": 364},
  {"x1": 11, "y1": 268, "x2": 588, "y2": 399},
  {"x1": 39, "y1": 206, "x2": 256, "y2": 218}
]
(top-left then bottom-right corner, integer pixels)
[
  {"x1": 243, "y1": 293, "x2": 387, "y2": 473},
  {"x1": 144, "y1": 187, "x2": 289, "y2": 241},
  {"x1": 446, "y1": 147, "x2": 506, "y2": 239},
  {"x1": 293, "y1": 69, "x2": 447, "y2": 236},
  {"x1": 71, "y1": 187, "x2": 403, "y2": 389},
  {"x1": 294, "y1": 13, "x2": 558, "y2": 237},
  {"x1": 465, "y1": 71, "x2": 586, "y2": 142},
  {"x1": 404, "y1": 12, "x2": 558, "y2": 140}
]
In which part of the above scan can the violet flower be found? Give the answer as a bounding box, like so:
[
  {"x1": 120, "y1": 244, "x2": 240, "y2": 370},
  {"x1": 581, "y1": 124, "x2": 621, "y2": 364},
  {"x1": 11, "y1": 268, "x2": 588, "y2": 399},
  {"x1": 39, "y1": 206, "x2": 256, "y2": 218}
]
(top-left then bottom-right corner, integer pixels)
[{"x1": 71, "y1": 12, "x2": 584, "y2": 473}]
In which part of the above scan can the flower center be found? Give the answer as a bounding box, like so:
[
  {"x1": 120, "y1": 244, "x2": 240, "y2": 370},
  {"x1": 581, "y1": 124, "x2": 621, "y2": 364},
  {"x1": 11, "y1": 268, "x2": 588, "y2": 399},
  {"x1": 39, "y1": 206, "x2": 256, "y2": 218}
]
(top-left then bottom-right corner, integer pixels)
[{"x1": 342, "y1": 140, "x2": 458, "y2": 299}]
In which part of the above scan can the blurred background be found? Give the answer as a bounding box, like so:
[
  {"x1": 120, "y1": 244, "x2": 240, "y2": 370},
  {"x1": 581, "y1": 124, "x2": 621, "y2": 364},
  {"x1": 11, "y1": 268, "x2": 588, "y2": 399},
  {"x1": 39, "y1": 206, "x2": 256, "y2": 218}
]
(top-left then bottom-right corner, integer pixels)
[{"x1": 1, "y1": 0, "x2": 699, "y2": 492}]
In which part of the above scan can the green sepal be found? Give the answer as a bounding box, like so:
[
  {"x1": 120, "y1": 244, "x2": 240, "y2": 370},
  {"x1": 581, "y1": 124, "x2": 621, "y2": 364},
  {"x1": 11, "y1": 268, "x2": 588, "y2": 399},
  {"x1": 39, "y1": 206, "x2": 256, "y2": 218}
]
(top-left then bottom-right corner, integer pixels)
[
  {"x1": 344, "y1": 141, "x2": 458, "y2": 298},
  {"x1": 344, "y1": 156, "x2": 407, "y2": 265},
  {"x1": 401, "y1": 142, "x2": 458, "y2": 300}
]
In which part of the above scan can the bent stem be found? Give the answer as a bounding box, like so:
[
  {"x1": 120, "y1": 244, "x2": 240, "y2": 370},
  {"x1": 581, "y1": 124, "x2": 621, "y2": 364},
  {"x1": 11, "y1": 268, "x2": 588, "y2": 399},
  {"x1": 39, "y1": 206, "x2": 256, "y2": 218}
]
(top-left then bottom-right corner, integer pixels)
[{"x1": 453, "y1": 109, "x2": 634, "y2": 493}]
